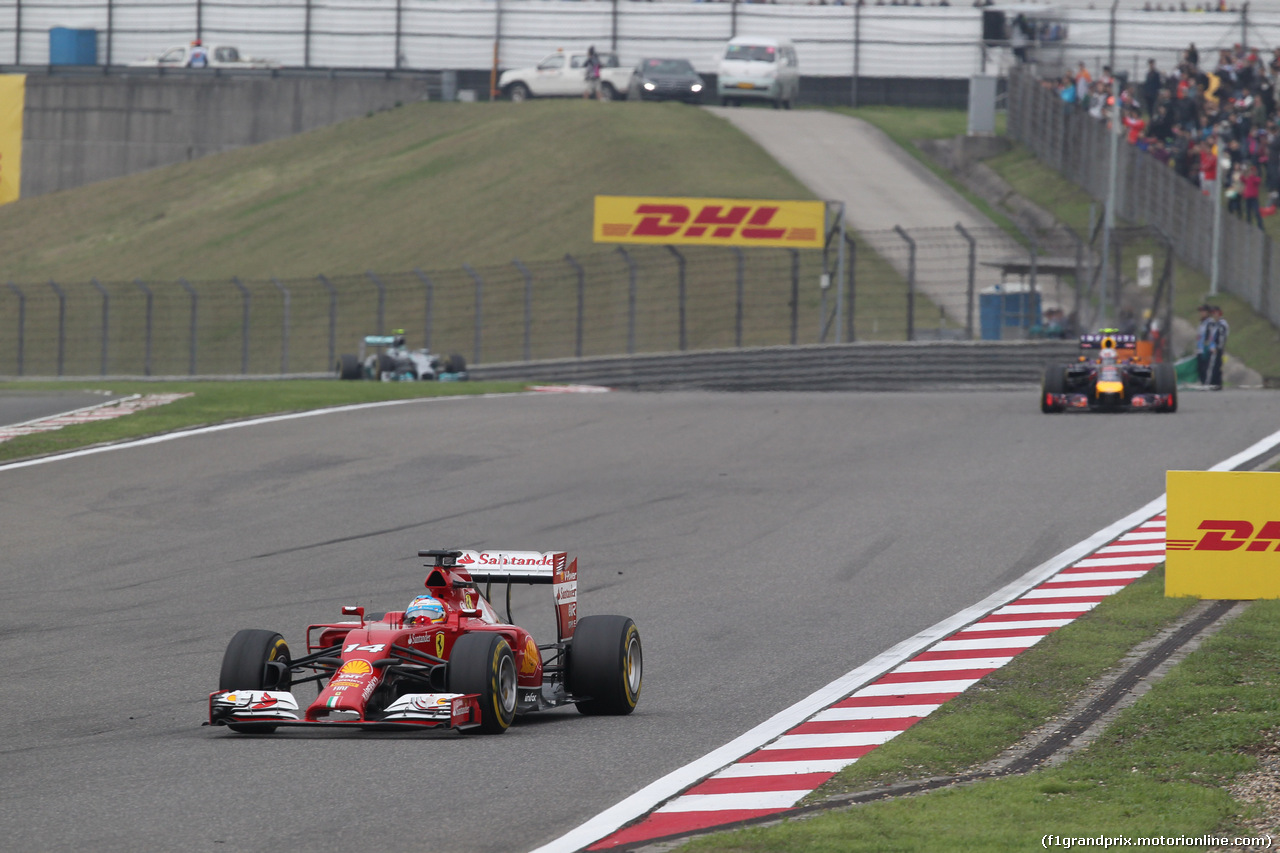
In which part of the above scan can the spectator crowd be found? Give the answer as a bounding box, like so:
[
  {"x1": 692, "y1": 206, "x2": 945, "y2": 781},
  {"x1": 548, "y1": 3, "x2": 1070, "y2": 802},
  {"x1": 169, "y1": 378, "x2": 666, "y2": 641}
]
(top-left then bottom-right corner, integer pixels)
[{"x1": 1050, "y1": 42, "x2": 1280, "y2": 230}]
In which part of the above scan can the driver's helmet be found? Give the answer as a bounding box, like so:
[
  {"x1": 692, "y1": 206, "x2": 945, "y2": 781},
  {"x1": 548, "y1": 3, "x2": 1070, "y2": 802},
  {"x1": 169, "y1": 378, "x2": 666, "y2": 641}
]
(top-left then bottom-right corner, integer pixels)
[
  {"x1": 391, "y1": 329, "x2": 407, "y2": 348},
  {"x1": 404, "y1": 595, "x2": 446, "y2": 625}
]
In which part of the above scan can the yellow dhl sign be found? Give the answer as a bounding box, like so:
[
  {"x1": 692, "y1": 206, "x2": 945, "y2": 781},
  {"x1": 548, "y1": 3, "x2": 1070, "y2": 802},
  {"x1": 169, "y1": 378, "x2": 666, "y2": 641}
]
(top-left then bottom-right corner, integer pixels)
[
  {"x1": 594, "y1": 195, "x2": 825, "y2": 248},
  {"x1": 1166, "y1": 470, "x2": 1280, "y2": 599},
  {"x1": 0, "y1": 74, "x2": 24, "y2": 206}
]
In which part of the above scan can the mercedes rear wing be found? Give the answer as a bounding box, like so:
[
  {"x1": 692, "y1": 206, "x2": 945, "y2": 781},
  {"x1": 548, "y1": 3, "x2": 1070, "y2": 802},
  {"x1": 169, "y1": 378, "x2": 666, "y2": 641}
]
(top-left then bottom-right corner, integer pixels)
[{"x1": 418, "y1": 549, "x2": 578, "y2": 641}]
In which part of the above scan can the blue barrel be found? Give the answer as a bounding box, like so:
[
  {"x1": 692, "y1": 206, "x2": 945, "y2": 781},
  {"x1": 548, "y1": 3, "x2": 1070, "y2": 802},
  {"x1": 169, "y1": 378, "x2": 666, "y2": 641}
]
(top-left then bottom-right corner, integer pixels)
[
  {"x1": 979, "y1": 286, "x2": 1041, "y2": 340},
  {"x1": 49, "y1": 28, "x2": 98, "y2": 65}
]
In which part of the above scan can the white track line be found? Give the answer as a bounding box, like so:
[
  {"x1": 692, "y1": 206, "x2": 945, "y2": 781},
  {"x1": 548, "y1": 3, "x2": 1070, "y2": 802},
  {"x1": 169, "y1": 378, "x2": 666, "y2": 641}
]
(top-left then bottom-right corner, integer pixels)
[{"x1": 0, "y1": 392, "x2": 541, "y2": 473}]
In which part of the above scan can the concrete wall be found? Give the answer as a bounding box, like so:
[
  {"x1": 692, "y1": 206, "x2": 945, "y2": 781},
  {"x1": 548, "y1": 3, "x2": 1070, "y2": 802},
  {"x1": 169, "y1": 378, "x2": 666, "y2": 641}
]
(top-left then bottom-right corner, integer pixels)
[{"x1": 21, "y1": 74, "x2": 435, "y2": 197}]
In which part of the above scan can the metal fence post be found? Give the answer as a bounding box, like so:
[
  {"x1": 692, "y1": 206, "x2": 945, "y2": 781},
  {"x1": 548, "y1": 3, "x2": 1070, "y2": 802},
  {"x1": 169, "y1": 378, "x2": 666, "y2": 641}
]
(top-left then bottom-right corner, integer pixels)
[
  {"x1": 565, "y1": 254, "x2": 585, "y2": 358},
  {"x1": 318, "y1": 274, "x2": 336, "y2": 370},
  {"x1": 7, "y1": 282, "x2": 24, "y2": 376},
  {"x1": 788, "y1": 248, "x2": 799, "y2": 345},
  {"x1": 1017, "y1": 226, "x2": 1039, "y2": 333},
  {"x1": 616, "y1": 247, "x2": 637, "y2": 355},
  {"x1": 48, "y1": 280, "x2": 65, "y2": 376},
  {"x1": 271, "y1": 277, "x2": 290, "y2": 374},
  {"x1": 135, "y1": 279, "x2": 152, "y2": 376},
  {"x1": 513, "y1": 259, "x2": 533, "y2": 361},
  {"x1": 178, "y1": 278, "x2": 199, "y2": 375},
  {"x1": 731, "y1": 247, "x2": 744, "y2": 347},
  {"x1": 366, "y1": 271, "x2": 386, "y2": 335},
  {"x1": 304, "y1": 0, "x2": 312, "y2": 68},
  {"x1": 230, "y1": 277, "x2": 249, "y2": 374},
  {"x1": 91, "y1": 278, "x2": 109, "y2": 375},
  {"x1": 894, "y1": 226, "x2": 916, "y2": 341},
  {"x1": 464, "y1": 264, "x2": 483, "y2": 364},
  {"x1": 844, "y1": 233, "x2": 857, "y2": 343},
  {"x1": 413, "y1": 268, "x2": 433, "y2": 351},
  {"x1": 954, "y1": 223, "x2": 976, "y2": 340},
  {"x1": 394, "y1": 0, "x2": 403, "y2": 68},
  {"x1": 665, "y1": 246, "x2": 686, "y2": 351}
]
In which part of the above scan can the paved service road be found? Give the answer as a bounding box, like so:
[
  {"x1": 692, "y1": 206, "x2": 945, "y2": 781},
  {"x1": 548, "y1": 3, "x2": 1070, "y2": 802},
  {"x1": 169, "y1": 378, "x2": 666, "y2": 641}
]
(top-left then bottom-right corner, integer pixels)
[
  {"x1": 707, "y1": 107, "x2": 1027, "y2": 331},
  {"x1": 2, "y1": 390, "x2": 1277, "y2": 853}
]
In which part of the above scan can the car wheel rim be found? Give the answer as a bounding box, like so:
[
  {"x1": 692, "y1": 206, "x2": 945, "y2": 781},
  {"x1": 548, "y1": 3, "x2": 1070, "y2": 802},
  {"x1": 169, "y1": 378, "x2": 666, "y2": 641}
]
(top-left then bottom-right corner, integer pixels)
[
  {"x1": 624, "y1": 635, "x2": 642, "y2": 695},
  {"x1": 498, "y1": 655, "x2": 517, "y2": 715}
]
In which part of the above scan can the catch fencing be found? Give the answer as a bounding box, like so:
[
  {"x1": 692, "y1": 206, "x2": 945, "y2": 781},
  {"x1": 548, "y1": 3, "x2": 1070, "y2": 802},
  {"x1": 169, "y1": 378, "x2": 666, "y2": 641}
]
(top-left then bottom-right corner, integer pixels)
[
  {"x1": 7, "y1": 0, "x2": 1280, "y2": 83},
  {"x1": 0, "y1": 227, "x2": 1077, "y2": 378},
  {"x1": 1006, "y1": 67, "x2": 1279, "y2": 330}
]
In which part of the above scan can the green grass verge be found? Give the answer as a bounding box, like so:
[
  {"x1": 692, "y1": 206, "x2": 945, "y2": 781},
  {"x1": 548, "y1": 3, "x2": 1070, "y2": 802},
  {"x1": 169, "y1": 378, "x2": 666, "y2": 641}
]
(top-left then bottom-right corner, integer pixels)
[
  {"x1": 682, "y1": 572, "x2": 1280, "y2": 852},
  {"x1": 0, "y1": 380, "x2": 525, "y2": 463}
]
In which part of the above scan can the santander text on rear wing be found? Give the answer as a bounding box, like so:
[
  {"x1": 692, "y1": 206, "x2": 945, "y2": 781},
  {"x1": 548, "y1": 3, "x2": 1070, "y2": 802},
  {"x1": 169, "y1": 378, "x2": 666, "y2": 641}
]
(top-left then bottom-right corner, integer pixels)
[{"x1": 421, "y1": 549, "x2": 578, "y2": 641}]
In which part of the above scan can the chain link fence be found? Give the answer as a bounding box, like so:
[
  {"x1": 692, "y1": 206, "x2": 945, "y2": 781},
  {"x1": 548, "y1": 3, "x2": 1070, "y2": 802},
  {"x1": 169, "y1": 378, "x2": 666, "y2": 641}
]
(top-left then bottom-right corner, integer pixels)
[
  {"x1": 0, "y1": 227, "x2": 1082, "y2": 377},
  {"x1": 1007, "y1": 67, "x2": 1279, "y2": 330}
]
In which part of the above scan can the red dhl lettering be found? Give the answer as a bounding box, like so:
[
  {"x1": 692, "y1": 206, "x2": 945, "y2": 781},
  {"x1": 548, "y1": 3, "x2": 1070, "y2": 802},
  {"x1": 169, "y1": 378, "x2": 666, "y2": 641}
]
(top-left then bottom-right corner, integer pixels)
[
  {"x1": 619, "y1": 204, "x2": 796, "y2": 242},
  {"x1": 1168, "y1": 520, "x2": 1280, "y2": 551}
]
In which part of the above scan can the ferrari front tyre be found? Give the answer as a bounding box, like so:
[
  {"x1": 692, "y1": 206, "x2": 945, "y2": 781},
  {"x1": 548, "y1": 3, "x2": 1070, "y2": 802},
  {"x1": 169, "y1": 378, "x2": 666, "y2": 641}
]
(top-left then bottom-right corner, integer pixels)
[
  {"x1": 1040, "y1": 364, "x2": 1066, "y2": 413},
  {"x1": 1154, "y1": 362, "x2": 1178, "y2": 412},
  {"x1": 568, "y1": 615, "x2": 642, "y2": 716},
  {"x1": 336, "y1": 353, "x2": 361, "y2": 380},
  {"x1": 447, "y1": 633, "x2": 517, "y2": 734},
  {"x1": 219, "y1": 629, "x2": 292, "y2": 733}
]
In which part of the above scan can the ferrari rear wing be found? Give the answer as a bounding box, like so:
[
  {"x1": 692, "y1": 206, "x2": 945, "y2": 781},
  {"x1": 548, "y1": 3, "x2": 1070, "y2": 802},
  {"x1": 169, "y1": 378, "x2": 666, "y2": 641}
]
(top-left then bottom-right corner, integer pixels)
[{"x1": 418, "y1": 549, "x2": 578, "y2": 641}]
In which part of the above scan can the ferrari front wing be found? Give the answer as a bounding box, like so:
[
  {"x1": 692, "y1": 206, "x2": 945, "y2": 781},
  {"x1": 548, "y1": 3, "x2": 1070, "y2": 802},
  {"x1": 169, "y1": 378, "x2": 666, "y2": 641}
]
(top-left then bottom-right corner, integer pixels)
[{"x1": 207, "y1": 690, "x2": 482, "y2": 731}]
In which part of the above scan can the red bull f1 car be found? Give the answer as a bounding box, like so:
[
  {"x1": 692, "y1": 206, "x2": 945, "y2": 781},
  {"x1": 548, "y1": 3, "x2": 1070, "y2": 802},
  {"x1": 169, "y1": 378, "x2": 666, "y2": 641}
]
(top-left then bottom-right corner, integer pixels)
[
  {"x1": 1040, "y1": 331, "x2": 1177, "y2": 414},
  {"x1": 207, "y1": 549, "x2": 642, "y2": 734}
]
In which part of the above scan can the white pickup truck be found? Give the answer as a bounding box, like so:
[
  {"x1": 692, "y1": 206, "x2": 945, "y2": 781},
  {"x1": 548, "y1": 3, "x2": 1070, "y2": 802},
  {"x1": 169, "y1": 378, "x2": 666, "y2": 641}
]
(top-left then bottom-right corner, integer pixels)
[{"x1": 499, "y1": 50, "x2": 634, "y2": 102}]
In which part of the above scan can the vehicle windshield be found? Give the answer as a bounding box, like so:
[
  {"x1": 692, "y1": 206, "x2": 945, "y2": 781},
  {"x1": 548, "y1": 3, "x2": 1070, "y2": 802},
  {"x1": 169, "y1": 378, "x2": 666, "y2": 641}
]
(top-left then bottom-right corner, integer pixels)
[
  {"x1": 215, "y1": 47, "x2": 240, "y2": 62},
  {"x1": 725, "y1": 44, "x2": 777, "y2": 63},
  {"x1": 643, "y1": 59, "x2": 695, "y2": 75}
]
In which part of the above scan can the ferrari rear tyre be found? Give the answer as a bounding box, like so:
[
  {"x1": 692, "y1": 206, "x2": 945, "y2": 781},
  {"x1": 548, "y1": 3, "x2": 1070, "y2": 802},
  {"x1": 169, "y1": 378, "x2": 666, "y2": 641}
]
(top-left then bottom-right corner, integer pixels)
[
  {"x1": 219, "y1": 629, "x2": 291, "y2": 733},
  {"x1": 1154, "y1": 362, "x2": 1178, "y2": 412},
  {"x1": 568, "y1": 616, "x2": 642, "y2": 716},
  {"x1": 447, "y1": 633, "x2": 517, "y2": 734},
  {"x1": 1040, "y1": 364, "x2": 1066, "y2": 413},
  {"x1": 336, "y1": 353, "x2": 361, "y2": 380}
]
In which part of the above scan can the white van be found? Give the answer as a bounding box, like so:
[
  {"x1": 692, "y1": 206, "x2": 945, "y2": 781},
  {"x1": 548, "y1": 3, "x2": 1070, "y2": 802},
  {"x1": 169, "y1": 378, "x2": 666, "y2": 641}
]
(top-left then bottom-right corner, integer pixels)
[{"x1": 716, "y1": 36, "x2": 799, "y2": 109}]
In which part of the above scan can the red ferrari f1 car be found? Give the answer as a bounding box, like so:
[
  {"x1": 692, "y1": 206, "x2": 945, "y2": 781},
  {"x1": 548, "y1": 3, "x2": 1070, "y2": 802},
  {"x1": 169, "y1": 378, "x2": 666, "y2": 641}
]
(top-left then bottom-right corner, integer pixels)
[
  {"x1": 207, "y1": 549, "x2": 642, "y2": 734},
  {"x1": 1040, "y1": 331, "x2": 1177, "y2": 414}
]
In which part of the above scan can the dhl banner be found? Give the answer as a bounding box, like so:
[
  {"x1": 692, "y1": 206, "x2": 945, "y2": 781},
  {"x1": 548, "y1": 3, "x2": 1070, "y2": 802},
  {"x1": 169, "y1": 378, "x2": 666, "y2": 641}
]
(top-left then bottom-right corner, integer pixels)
[
  {"x1": 594, "y1": 195, "x2": 825, "y2": 249},
  {"x1": 0, "y1": 75, "x2": 24, "y2": 206},
  {"x1": 1166, "y1": 470, "x2": 1280, "y2": 599}
]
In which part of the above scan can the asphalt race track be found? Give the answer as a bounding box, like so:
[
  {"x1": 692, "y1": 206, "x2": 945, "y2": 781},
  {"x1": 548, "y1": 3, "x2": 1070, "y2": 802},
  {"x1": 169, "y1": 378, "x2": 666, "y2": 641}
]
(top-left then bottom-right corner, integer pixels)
[{"x1": 1, "y1": 389, "x2": 1276, "y2": 853}]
